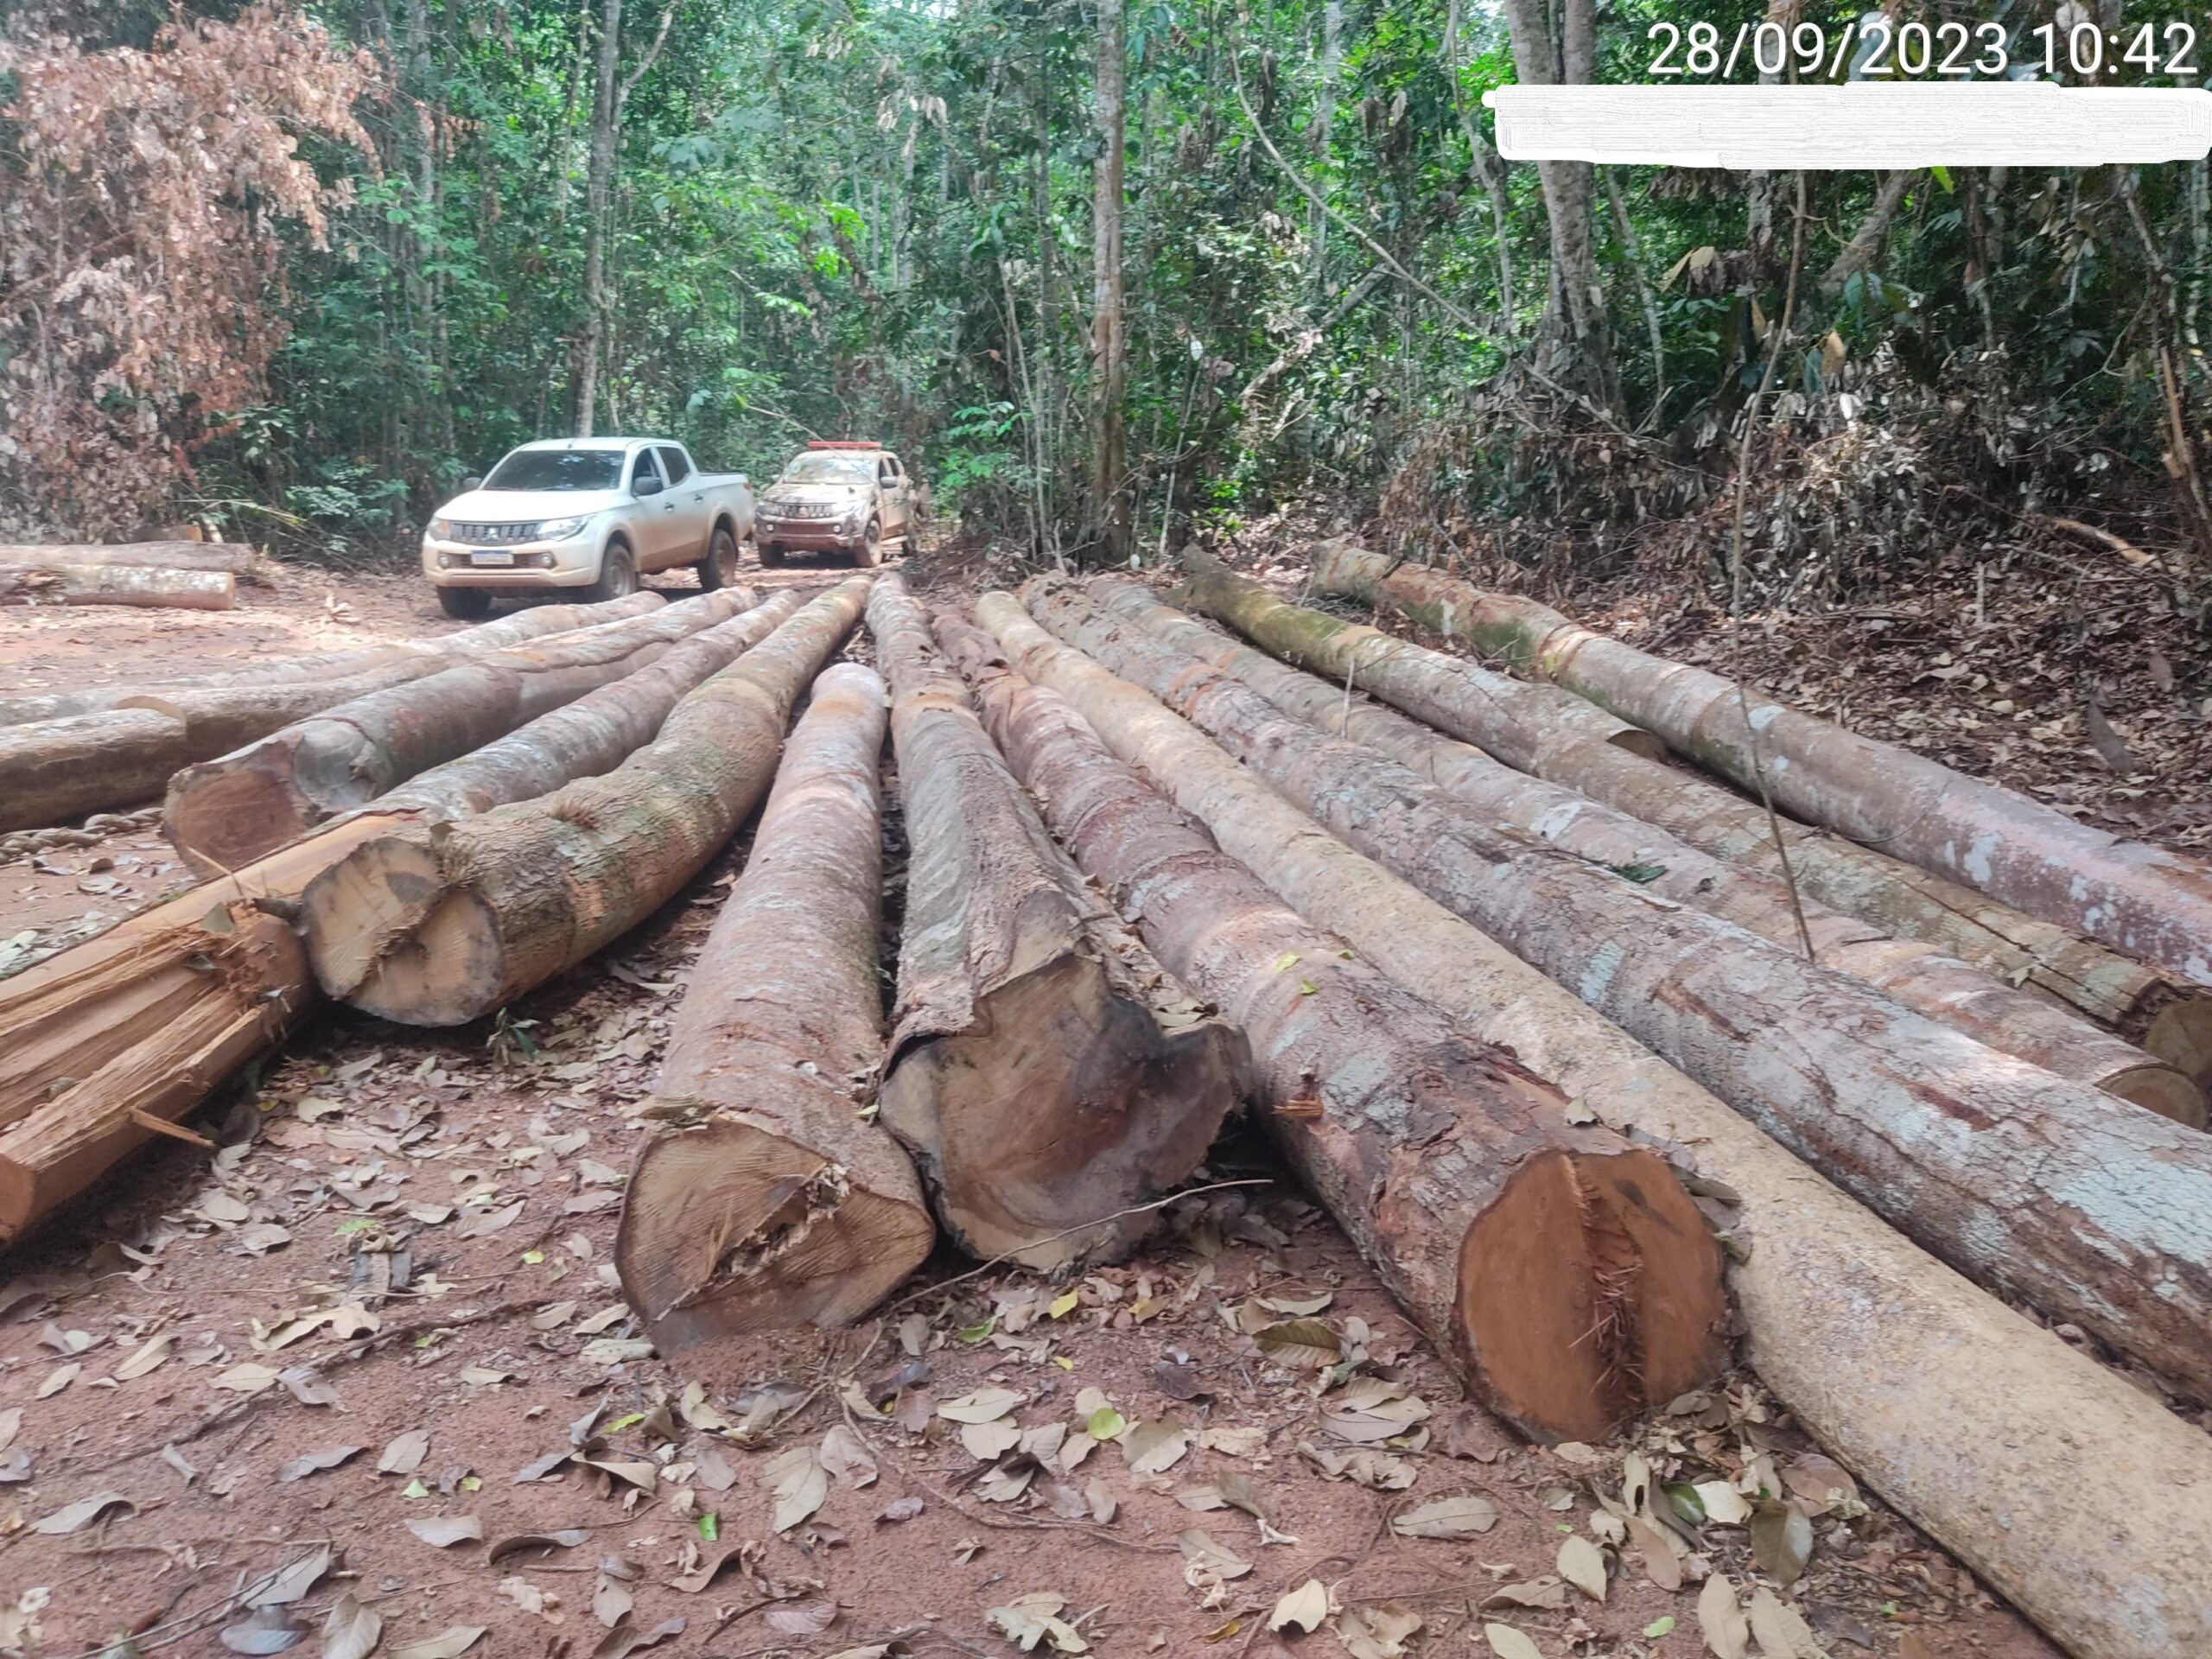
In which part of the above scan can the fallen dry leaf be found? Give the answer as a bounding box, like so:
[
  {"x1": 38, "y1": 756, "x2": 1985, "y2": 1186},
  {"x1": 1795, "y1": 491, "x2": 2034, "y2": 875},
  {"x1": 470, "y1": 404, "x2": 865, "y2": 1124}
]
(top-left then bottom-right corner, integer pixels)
[
  {"x1": 1268, "y1": 1580, "x2": 1329, "y2": 1633},
  {"x1": 1337, "y1": 1604, "x2": 1422, "y2": 1659},
  {"x1": 486, "y1": 1529, "x2": 588, "y2": 1566},
  {"x1": 321, "y1": 1593, "x2": 380, "y2": 1659},
  {"x1": 1391, "y1": 1494, "x2": 1499, "y2": 1538},
  {"x1": 1482, "y1": 1623, "x2": 1543, "y2": 1659},
  {"x1": 389, "y1": 1628, "x2": 486, "y2": 1659},
  {"x1": 1558, "y1": 1533, "x2": 1608, "y2": 1602},
  {"x1": 114, "y1": 1333, "x2": 173, "y2": 1380},
  {"x1": 766, "y1": 1441, "x2": 829, "y2": 1532},
  {"x1": 987, "y1": 1592, "x2": 1089, "y2": 1654},
  {"x1": 1697, "y1": 1574, "x2": 1751, "y2": 1659},
  {"x1": 406, "y1": 1516, "x2": 486, "y2": 1548},
  {"x1": 276, "y1": 1445, "x2": 363, "y2": 1484},
  {"x1": 31, "y1": 1491, "x2": 134, "y2": 1534},
  {"x1": 378, "y1": 1429, "x2": 429, "y2": 1476}
]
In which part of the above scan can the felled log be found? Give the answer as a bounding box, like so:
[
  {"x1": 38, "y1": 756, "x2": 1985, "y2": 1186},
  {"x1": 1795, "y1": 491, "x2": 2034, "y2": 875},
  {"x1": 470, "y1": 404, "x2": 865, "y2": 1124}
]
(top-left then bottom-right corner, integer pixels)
[
  {"x1": 0, "y1": 541, "x2": 257, "y2": 575},
  {"x1": 0, "y1": 591, "x2": 668, "y2": 832},
  {"x1": 972, "y1": 591, "x2": 2212, "y2": 1659},
  {"x1": 1090, "y1": 577, "x2": 2201, "y2": 1125},
  {"x1": 376, "y1": 589, "x2": 805, "y2": 820},
  {"x1": 947, "y1": 606, "x2": 1726, "y2": 1445},
  {"x1": 0, "y1": 592, "x2": 662, "y2": 728},
  {"x1": 0, "y1": 565, "x2": 235, "y2": 610},
  {"x1": 0, "y1": 817, "x2": 392, "y2": 1240},
  {"x1": 1189, "y1": 549, "x2": 2212, "y2": 1088},
  {"x1": 1024, "y1": 581, "x2": 2212, "y2": 1393},
  {"x1": 864, "y1": 575, "x2": 1244, "y2": 1270},
  {"x1": 302, "y1": 577, "x2": 874, "y2": 1027},
  {"x1": 164, "y1": 587, "x2": 758, "y2": 874},
  {"x1": 0, "y1": 599, "x2": 802, "y2": 1243},
  {"x1": 617, "y1": 664, "x2": 933, "y2": 1346},
  {"x1": 1311, "y1": 543, "x2": 2212, "y2": 988}
]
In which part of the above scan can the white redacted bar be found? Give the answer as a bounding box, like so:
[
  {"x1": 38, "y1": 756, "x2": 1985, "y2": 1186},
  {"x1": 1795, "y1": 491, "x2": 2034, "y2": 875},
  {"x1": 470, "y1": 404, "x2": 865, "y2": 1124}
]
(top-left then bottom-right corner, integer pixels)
[{"x1": 1484, "y1": 82, "x2": 2212, "y2": 168}]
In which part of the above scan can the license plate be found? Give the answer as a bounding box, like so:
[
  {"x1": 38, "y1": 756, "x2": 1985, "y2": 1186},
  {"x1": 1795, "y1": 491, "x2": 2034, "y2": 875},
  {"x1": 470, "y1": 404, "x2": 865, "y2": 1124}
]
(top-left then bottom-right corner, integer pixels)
[{"x1": 469, "y1": 550, "x2": 516, "y2": 567}]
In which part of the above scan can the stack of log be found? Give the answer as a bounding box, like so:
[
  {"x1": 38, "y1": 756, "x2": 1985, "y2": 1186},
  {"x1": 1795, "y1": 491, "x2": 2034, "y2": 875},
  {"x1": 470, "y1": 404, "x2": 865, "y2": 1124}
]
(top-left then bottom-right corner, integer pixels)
[
  {"x1": 14, "y1": 542, "x2": 2212, "y2": 1659},
  {"x1": 0, "y1": 541, "x2": 259, "y2": 611}
]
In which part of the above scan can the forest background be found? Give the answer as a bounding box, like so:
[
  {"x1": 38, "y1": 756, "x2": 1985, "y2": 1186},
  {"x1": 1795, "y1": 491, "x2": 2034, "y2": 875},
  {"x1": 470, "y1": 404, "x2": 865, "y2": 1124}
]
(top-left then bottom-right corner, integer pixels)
[{"x1": 3, "y1": 0, "x2": 2207, "y2": 603}]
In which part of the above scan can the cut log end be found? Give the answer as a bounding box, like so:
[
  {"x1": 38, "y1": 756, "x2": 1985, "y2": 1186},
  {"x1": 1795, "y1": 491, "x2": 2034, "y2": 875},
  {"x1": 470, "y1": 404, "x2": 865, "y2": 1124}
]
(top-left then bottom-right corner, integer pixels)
[
  {"x1": 2141, "y1": 995, "x2": 2212, "y2": 1115},
  {"x1": 2103, "y1": 1061, "x2": 2209, "y2": 1129},
  {"x1": 1457, "y1": 1145, "x2": 1728, "y2": 1446},
  {"x1": 301, "y1": 833, "x2": 501, "y2": 1027},
  {"x1": 165, "y1": 755, "x2": 311, "y2": 877},
  {"x1": 616, "y1": 1100, "x2": 935, "y2": 1351},
  {"x1": 880, "y1": 950, "x2": 1247, "y2": 1271},
  {"x1": 1606, "y1": 728, "x2": 1669, "y2": 763}
]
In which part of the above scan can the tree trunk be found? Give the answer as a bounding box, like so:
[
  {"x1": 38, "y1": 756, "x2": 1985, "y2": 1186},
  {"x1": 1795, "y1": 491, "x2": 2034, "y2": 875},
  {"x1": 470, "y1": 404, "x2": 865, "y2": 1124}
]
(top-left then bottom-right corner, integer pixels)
[
  {"x1": 950, "y1": 602, "x2": 1725, "y2": 1446},
  {"x1": 1821, "y1": 169, "x2": 1914, "y2": 295},
  {"x1": 1283, "y1": 545, "x2": 2212, "y2": 1072},
  {"x1": 0, "y1": 591, "x2": 666, "y2": 728},
  {"x1": 1023, "y1": 580, "x2": 2212, "y2": 1394},
  {"x1": 1498, "y1": 0, "x2": 1618, "y2": 410},
  {"x1": 1089, "y1": 0, "x2": 1128, "y2": 564},
  {"x1": 302, "y1": 578, "x2": 873, "y2": 1027},
  {"x1": 617, "y1": 663, "x2": 933, "y2": 1348},
  {"x1": 0, "y1": 593, "x2": 665, "y2": 831},
  {"x1": 0, "y1": 566, "x2": 233, "y2": 610},
  {"x1": 1311, "y1": 547, "x2": 2212, "y2": 994},
  {"x1": 0, "y1": 542, "x2": 257, "y2": 575},
  {"x1": 378, "y1": 588, "x2": 804, "y2": 821},
  {"x1": 969, "y1": 591, "x2": 2212, "y2": 1659},
  {"x1": 1122, "y1": 571, "x2": 2199, "y2": 1123},
  {"x1": 573, "y1": 0, "x2": 622, "y2": 435},
  {"x1": 163, "y1": 588, "x2": 755, "y2": 874},
  {"x1": 866, "y1": 575, "x2": 1245, "y2": 1270},
  {"x1": 0, "y1": 816, "x2": 394, "y2": 1241}
]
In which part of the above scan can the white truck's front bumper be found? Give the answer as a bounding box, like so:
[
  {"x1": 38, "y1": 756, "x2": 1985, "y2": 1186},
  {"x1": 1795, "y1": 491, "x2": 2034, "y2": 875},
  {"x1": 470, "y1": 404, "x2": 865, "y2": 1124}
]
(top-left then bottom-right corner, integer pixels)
[{"x1": 422, "y1": 534, "x2": 601, "y2": 589}]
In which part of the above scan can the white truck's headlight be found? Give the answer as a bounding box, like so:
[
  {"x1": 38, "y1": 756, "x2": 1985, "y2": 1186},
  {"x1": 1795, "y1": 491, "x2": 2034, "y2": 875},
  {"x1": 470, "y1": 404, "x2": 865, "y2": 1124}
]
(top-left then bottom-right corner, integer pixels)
[
  {"x1": 536, "y1": 514, "x2": 591, "y2": 540},
  {"x1": 429, "y1": 516, "x2": 453, "y2": 538}
]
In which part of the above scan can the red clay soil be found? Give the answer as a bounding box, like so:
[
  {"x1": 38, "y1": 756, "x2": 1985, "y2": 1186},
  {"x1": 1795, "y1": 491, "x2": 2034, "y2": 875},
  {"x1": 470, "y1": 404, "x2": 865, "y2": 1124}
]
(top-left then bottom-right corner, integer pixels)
[{"x1": 0, "y1": 552, "x2": 2059, "y2": 1659}]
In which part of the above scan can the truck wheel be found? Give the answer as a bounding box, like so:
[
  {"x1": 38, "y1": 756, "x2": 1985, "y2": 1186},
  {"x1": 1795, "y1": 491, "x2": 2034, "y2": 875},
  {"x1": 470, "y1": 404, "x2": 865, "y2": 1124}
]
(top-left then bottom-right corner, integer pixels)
[
  {"x1": 696, "y1": 524, "x2": 740, "y2": 590},
  {"x1": 855, "y1": 518, "x2": 882, "y2": 569},
  {"x1": 585, "y1": 542, "x2": 639, "y2": 603},
  {"x1": 437, "y1": 588, "x2": 493, "y2": 620}
]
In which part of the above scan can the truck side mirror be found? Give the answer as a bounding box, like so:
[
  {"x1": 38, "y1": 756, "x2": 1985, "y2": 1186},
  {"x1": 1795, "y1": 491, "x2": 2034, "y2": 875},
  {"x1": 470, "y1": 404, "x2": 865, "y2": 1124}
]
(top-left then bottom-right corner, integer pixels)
[
  {"x1": 634, "y1": 474, "x2": 665, "y2": 498},
  {"x1": 462, "y1": 476, "x2": 484, "y2": 491}
]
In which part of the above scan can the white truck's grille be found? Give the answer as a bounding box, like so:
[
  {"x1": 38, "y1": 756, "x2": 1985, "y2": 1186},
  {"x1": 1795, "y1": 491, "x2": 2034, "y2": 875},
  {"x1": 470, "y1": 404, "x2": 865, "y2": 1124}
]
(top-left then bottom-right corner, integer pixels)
[{"x1": 454, "y1": 522, "x2": 537, "y2": 543}]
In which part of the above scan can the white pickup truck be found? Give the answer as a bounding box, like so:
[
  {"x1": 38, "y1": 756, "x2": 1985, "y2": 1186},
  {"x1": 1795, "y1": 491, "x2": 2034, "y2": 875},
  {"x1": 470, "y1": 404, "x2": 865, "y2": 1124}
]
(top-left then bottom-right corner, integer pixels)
[{"x1": 422, "y1": 437, "x2": 754, "y2": 618}]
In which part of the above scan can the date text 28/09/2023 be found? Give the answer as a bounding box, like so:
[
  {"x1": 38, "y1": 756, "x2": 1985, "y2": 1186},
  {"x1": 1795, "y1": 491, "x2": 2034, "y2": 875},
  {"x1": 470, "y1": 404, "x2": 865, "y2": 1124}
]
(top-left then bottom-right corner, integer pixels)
[{"x1": 1645, "y1": 14, "x2": 2197, "y2": 81}]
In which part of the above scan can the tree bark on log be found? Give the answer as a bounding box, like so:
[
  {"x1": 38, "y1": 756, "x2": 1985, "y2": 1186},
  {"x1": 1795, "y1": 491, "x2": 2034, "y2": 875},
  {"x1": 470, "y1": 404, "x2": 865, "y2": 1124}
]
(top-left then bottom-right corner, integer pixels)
[
  {"x1": 947, "y1": 603, "x2": 1727, "y2": 1446},
  {"x1": 0, "y1": 591, "x2": 665, "y2": 728},
  {"x1": 1090, "y1": 576, "x2": 2201, "y2": 1125},
  {"x1": 969, "y1": 591, "x2": 2212, "y2": 1659},
  {"x1": 1200, "y1": 547, "x2": 2212, "y2": 1084},
  {"x1": 865, "y1": 575, "x2": 1245, "y2": 1270},
  {"x1": 377, "y1": 589, "x2": 804, "y2": 821},
  {"x1": 1022, "y1": 580, "x2": 2212, "y2": 1394},
  {"x1": 616, "y1": 664, "x2": 933, "y2": 1347},
  {"x1": 0, "y1": 592, "x2": 668, "y2": 830},
  {"x1": 0, "y1": 598, "x2": 800, "y2": 1243},
  {"x1": 0, "y1": 565, "x2": 234, "y2": 610},
  {"x1": 302, "y1": 577, "x2": 873, "y2": 1027},
  {"x1": 164, "y1": 587, "x2": 757, "y2": 874},
  {"x1": 1310, "y1": 543, "x2": 2212, "y2": 988},
  {"x1": 0, "y1": 541, "x2": 258, "y2": 575}
]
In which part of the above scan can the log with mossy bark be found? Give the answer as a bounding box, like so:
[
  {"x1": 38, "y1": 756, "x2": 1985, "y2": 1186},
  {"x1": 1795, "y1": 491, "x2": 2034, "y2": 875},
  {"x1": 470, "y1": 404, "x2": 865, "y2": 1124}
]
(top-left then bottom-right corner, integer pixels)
[
  {"x1": 0, "y1": 565, "x2": 235, "y2": 610},
  {"x1": 0, "y1": 591, "x2": 669, "y2": 831},
  {"x1": 1024, "y1": 579, "x2": 2212, "y2": 1394},
  {"x1": 0, "y1": 592, "x2": 663, "y2": 728},
  {"x1": 617, "y1": 664, "x2": 934, "y2": 1345},
  {"x1": 1187, "y1": 548, "x2": 2212, "y2": 1089},
  {"x1": 0, "y1": 596, "x2": 806, "y2": 1243},
  {"x1": 862, "y1": 574, "x2": 1246, "y2": 1271},
  {"x1": 163, "y1": 587, "x2": 759, "y2": 874},
  {"x1": 1089, "y1": 575, "x2": 2202, "y2": 1126},
  {"x1": 973, "y1": 588, "x2": 2212, "y2": 1659},
  {"x1": 1311, "y1": 542, "x2": 2212, "y2": 988},
  {"x1": 302, "y1": 578, "x2": 874, "y2": 1027},
  {"x1": 941, "y1": 606, "x2": 1727, "y2": 1445}
]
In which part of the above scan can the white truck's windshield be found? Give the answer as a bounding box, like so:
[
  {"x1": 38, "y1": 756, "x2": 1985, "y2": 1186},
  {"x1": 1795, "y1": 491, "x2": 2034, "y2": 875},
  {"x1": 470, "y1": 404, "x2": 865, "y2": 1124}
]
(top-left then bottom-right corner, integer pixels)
[
  {"x1": 780, "y1": 454, "x2": 874, "y2": 484},
  {"x1": 484, "y1": 448, "x2": 627, "y2": 490}
]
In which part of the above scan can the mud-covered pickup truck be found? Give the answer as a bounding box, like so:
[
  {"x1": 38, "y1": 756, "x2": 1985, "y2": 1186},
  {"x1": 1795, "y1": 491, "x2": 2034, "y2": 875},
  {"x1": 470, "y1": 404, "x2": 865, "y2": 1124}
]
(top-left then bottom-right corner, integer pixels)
[
  {"x1": 753, "y1": 441, "x2": 917, "y2": 567},
  {"x1": 422, "y1": 437, "x2": 753, "y2": 618}
]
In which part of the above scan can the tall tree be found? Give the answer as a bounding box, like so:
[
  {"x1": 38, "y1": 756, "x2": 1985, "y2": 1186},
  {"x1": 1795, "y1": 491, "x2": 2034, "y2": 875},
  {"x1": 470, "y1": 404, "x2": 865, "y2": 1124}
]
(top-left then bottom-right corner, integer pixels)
[
  {"x1": 572, "y1": 0, "x2": 673, "y2": 436},
  {"x1": 1090, "y1": 0, "x2": 1128, "y2": 563}
]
